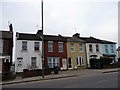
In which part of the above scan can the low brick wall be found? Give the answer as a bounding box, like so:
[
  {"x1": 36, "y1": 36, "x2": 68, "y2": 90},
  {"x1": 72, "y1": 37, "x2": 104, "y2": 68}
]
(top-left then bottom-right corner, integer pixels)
[
  {"x1": 103, "y1": 62, "x2": 120, "y2": 69},
  {"x1": 23, "y1": 69, "x2": 52, "y2": 78}
]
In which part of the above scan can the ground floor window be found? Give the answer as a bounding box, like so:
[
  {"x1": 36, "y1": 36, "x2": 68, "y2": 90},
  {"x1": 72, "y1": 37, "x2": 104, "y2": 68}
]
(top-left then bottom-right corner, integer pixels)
[
  {"x1": 48, "y1": 57, "x2": 59, "y2": 68},
  {"x1": 76, "y1": 57, "x2": 84, "y2": 66},
  {"x1": 31, "y1": 57, "x2": 37, "y2": 68}
]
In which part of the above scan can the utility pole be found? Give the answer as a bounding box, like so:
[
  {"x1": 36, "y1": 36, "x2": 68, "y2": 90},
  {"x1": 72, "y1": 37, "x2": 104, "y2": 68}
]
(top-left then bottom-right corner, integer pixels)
[{"x1": 41, "y1": 0, "x2": 44, "y2": 78}]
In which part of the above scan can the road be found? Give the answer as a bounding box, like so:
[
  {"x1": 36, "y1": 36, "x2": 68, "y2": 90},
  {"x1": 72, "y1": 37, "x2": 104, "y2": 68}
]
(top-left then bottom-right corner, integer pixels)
[{"x1": 3, "y1": 72, "x2": 118, "y2": 88}]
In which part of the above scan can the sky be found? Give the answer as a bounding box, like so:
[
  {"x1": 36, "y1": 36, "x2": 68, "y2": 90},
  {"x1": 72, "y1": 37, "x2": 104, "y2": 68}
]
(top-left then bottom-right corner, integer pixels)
[{"x1": 0, "y1": 0, "x2": 119, "y2": 61}]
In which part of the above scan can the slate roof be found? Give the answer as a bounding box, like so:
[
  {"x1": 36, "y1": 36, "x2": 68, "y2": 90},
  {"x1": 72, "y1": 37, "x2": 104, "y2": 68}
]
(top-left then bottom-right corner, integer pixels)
[
  {"x1": 16, "y1": 31, "x2": 116, "y2": 44},
  {"x1": 67, "y1": 37, "x2": 86, "y2": 43},
  {"x1": 80, "y1": 36, "x2": 116, "y2": 44},
  {"x1": 16, "y1": 32, "x2": 42, "y2": 41},
  {"x1": 0, "y1": 31, "x2": 13, "y2": 39},
  {"x1": 44, "y1": 34, "x2": 67, "y2": 42}
]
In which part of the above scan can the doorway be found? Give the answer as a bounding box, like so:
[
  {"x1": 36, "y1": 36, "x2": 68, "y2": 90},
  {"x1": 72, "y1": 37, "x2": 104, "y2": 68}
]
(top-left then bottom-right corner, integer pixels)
[
  {"x1": 62, "y1": 59, "x2": 67, "y2": 70},
  {"x1": 68, "y1": 58, "x2": 72, "y2": 69}
]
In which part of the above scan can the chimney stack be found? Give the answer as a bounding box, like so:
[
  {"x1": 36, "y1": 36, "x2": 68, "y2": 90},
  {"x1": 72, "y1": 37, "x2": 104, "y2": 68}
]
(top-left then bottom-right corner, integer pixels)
[
  {"x1": 37, "y1": 30, "x2": 43, "y2": 36},
  {"x1": 9, "y1": 23, "x2": 13, "y2": 32},
  {"x1": 73, "y1": 33, "x2": 80, "y2": 38}
]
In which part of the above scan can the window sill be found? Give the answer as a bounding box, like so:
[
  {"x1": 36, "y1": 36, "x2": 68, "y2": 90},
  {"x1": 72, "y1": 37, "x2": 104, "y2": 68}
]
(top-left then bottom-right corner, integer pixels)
[
  {"x1": 96, "y1": 51, "x2": 100, "y2": 53},
  {"x1": 59, "y1": 51, "x2": 64, "y2": 53},
  {"x1": 48, "y1": 51, "x2": 53, "y2": 53},
  {"x1": 70, "y1": 51, "x2": 75, "y2": 52},
  {"x1": 89, "y1": 51, "x2": 93, "y2": 53},
  {"x1": 21, "y1": 50, "x2": 28, "y2": 52},
  {"x1": 34, "y1": 50, "x2": 40, "y2": 52},
  {"x1": 80, "y1": 51, "x2": 83, "y2": 52}
]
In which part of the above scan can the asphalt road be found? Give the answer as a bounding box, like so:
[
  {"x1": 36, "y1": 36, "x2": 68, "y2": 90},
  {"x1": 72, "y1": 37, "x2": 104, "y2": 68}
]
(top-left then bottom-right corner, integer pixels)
[{"x1": 3, "y1": 72, "x2": 118, "y2": 88}]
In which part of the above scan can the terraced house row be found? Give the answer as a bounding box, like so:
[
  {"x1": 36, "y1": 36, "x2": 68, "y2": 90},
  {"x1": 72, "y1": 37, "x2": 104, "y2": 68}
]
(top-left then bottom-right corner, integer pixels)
[{"x1": 15, "y1": 30, "x2": 118, "y2": 72}]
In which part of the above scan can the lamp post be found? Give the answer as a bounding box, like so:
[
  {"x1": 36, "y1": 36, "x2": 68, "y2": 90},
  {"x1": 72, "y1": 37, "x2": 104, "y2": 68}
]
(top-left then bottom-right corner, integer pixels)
[{"x1": 41, "y1": 0, "x2": 44, "y2": 78}]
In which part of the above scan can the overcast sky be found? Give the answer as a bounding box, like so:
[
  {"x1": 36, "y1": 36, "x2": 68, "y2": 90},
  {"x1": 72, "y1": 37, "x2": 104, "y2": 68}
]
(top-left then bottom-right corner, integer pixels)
[{"x1": 0, "y1": 0, "x2": 119, "y2": 46}]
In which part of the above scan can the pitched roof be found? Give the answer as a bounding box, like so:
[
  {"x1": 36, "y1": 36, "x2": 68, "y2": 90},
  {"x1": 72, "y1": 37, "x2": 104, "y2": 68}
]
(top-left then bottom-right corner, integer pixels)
[
  {"x1": 80, "y1": 36, "x2": 116, "y2": 44},
  {"x1": 67, "y1": 37, "x2": 86, "y2": 43},
  {"x1": 0, "y1": 31, "x2": 13, "y2": 39},
  {"x1": 44, "y1": 34, "x2": 67, "y2": 41},
  {"x1": 16, "y1": 32, "x2": 42, "y2": 41}
]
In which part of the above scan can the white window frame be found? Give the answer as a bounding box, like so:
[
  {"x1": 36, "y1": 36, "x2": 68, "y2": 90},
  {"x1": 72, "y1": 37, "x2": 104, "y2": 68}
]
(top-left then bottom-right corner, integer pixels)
[
  {"x1": 22, "y1": 41, "x2": 27, "y2": 51},
  {"x1": 48, "y1": 57, "x2": 59, "y2": 68},
  {"x1": 58, "y1": 42, "x2": 63, "y2": 52},
  {"x1": 76, "y1": 57, "x2": 84, "y2": 66},
  {"x1": 89, "y1": 44, "x2": 93, "y2": 52},
  {"x1": 111, "y1": 45, "x2": 114, "y2": 53},
  {"x1": 79, "y1": 44, "x2": 83, "y2": 52},
  {"x1": 70, "y1": 43, "x2": 75, "y2": 52},
  {"x1": 105, "y1": 45, "x2": 108, "y2": 53},
  {"x1": 34, "y1": 42, "x2": 39, "y2": 51},
  {"x1": 96, "y1": 44, "x2": 99, "y2": 52},
  {"x1": 0, "y1": 40, "x2": 3, "y2": 53},
  {"x1": 48, "y1": 41, "x2": 53, "y2": 52}
]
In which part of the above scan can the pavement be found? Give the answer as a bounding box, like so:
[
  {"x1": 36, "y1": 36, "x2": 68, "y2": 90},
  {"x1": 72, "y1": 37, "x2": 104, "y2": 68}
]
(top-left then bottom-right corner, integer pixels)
[{"x1": 1, "y1": 68, "x2": 119, "y2": 85}]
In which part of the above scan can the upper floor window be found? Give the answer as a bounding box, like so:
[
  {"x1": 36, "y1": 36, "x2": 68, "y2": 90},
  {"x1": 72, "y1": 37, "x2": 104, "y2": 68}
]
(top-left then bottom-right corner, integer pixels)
[
  {"x1": 22, "y1": 41, "x2": 27, "y2": 51},
  {"x1": 48, "y1": 41, "x2": 53, "y2": 52},
  {"x1": 34, "y1": 42, "x2": 39, "y2": 51},
  {"x1": 31, "y1": 57, "x2": 37, "y2": 68},
  {"x1": 79, "y1": 44, "x2": 83, "y2": 52},
  {"x1": 76, "y1": 57, "x2": 84, "y2": 66},
  {"x1": 89, "y1": 44, "x2": 92, "y2": 52},
  {"x1": 58, "y1": 42, "x2": 63, "y2": 52},
  {"x1": 0, "y1": 40, "x2": 3, "y2": 53},
  {"x1": 96, "y1": 45, "x2": 99, "y2": 52},
  {"x1": 70, "y1": 43, "x2": 74, "y2": 52},
  {"x1": 111, "y1": 45, "x2": 114, "y2": 53},
  {"x1": 105, "y1": 45, "x2": 108, "y2": 53}
]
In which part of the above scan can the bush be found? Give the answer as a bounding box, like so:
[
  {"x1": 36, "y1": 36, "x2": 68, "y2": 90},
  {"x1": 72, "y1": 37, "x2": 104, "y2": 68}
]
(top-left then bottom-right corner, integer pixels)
[
  {"x1": 90, "y1": 58, "x2": 98, "y2": 69},
  {"x1": 99, "y1": 58, "x2": 112, "y2": 65},
  {"x1": 90, "y1": 57, "x2": 113, "y2": 69}
]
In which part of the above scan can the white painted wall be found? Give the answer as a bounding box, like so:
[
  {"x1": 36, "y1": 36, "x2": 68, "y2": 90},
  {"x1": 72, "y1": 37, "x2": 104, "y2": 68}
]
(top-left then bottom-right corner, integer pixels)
[
  {"x1": 85, "y1": 43, "x2": 103, "y2": 67},
  {"x1": 15, "y1": 40, "x2": 42, "y2": 72}
]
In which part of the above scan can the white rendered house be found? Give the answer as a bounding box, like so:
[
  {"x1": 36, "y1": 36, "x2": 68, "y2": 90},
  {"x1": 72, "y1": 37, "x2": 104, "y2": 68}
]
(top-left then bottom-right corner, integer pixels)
[
  {"x1": 15, "y1": 31, "x2": 42, "y2": 72},
  {"x1": 85, "y1": 43, "x2": 103, "y2": 67},
  {"x1": 80, "y1": 37, "x2": 103, "y2": 68}
]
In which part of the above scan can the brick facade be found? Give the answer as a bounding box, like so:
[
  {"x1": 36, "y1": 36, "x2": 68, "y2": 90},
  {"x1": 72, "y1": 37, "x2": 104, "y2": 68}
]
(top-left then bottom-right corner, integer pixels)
[{"x1": 44, "y1": 40, "x2": 67, "y2": 69}]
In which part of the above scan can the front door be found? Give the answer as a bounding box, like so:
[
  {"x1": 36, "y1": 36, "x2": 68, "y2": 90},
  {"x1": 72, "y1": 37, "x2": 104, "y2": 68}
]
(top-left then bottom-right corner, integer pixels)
[
  {"x1": 62, "y1": 59, "x2": 67, "y2": 70},
  {"x1": 68, "y1": 58, "x2": 72, "y2": 69}
]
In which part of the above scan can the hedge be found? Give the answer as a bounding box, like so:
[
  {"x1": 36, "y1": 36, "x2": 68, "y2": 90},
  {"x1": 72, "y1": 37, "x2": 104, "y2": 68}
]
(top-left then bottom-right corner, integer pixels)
[{"x1": 90, "y1": 58, "x2": 113, "y2": 69}]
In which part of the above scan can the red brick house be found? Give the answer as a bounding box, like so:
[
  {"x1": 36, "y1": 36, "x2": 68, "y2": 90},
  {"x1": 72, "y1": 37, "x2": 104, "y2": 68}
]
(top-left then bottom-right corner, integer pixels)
[
  {"x1": 0, "y1": 24, "x2": 13, "y2": 73},
  {"x1": 44, "y1": 34, "x2": 67, "y2": 70}
]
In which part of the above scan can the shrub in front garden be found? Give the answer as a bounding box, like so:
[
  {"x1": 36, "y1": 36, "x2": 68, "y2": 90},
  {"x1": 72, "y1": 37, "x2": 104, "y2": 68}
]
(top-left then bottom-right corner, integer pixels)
[{"x1": 90, "y1": 57, "x2": 113, "y2": 69}]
